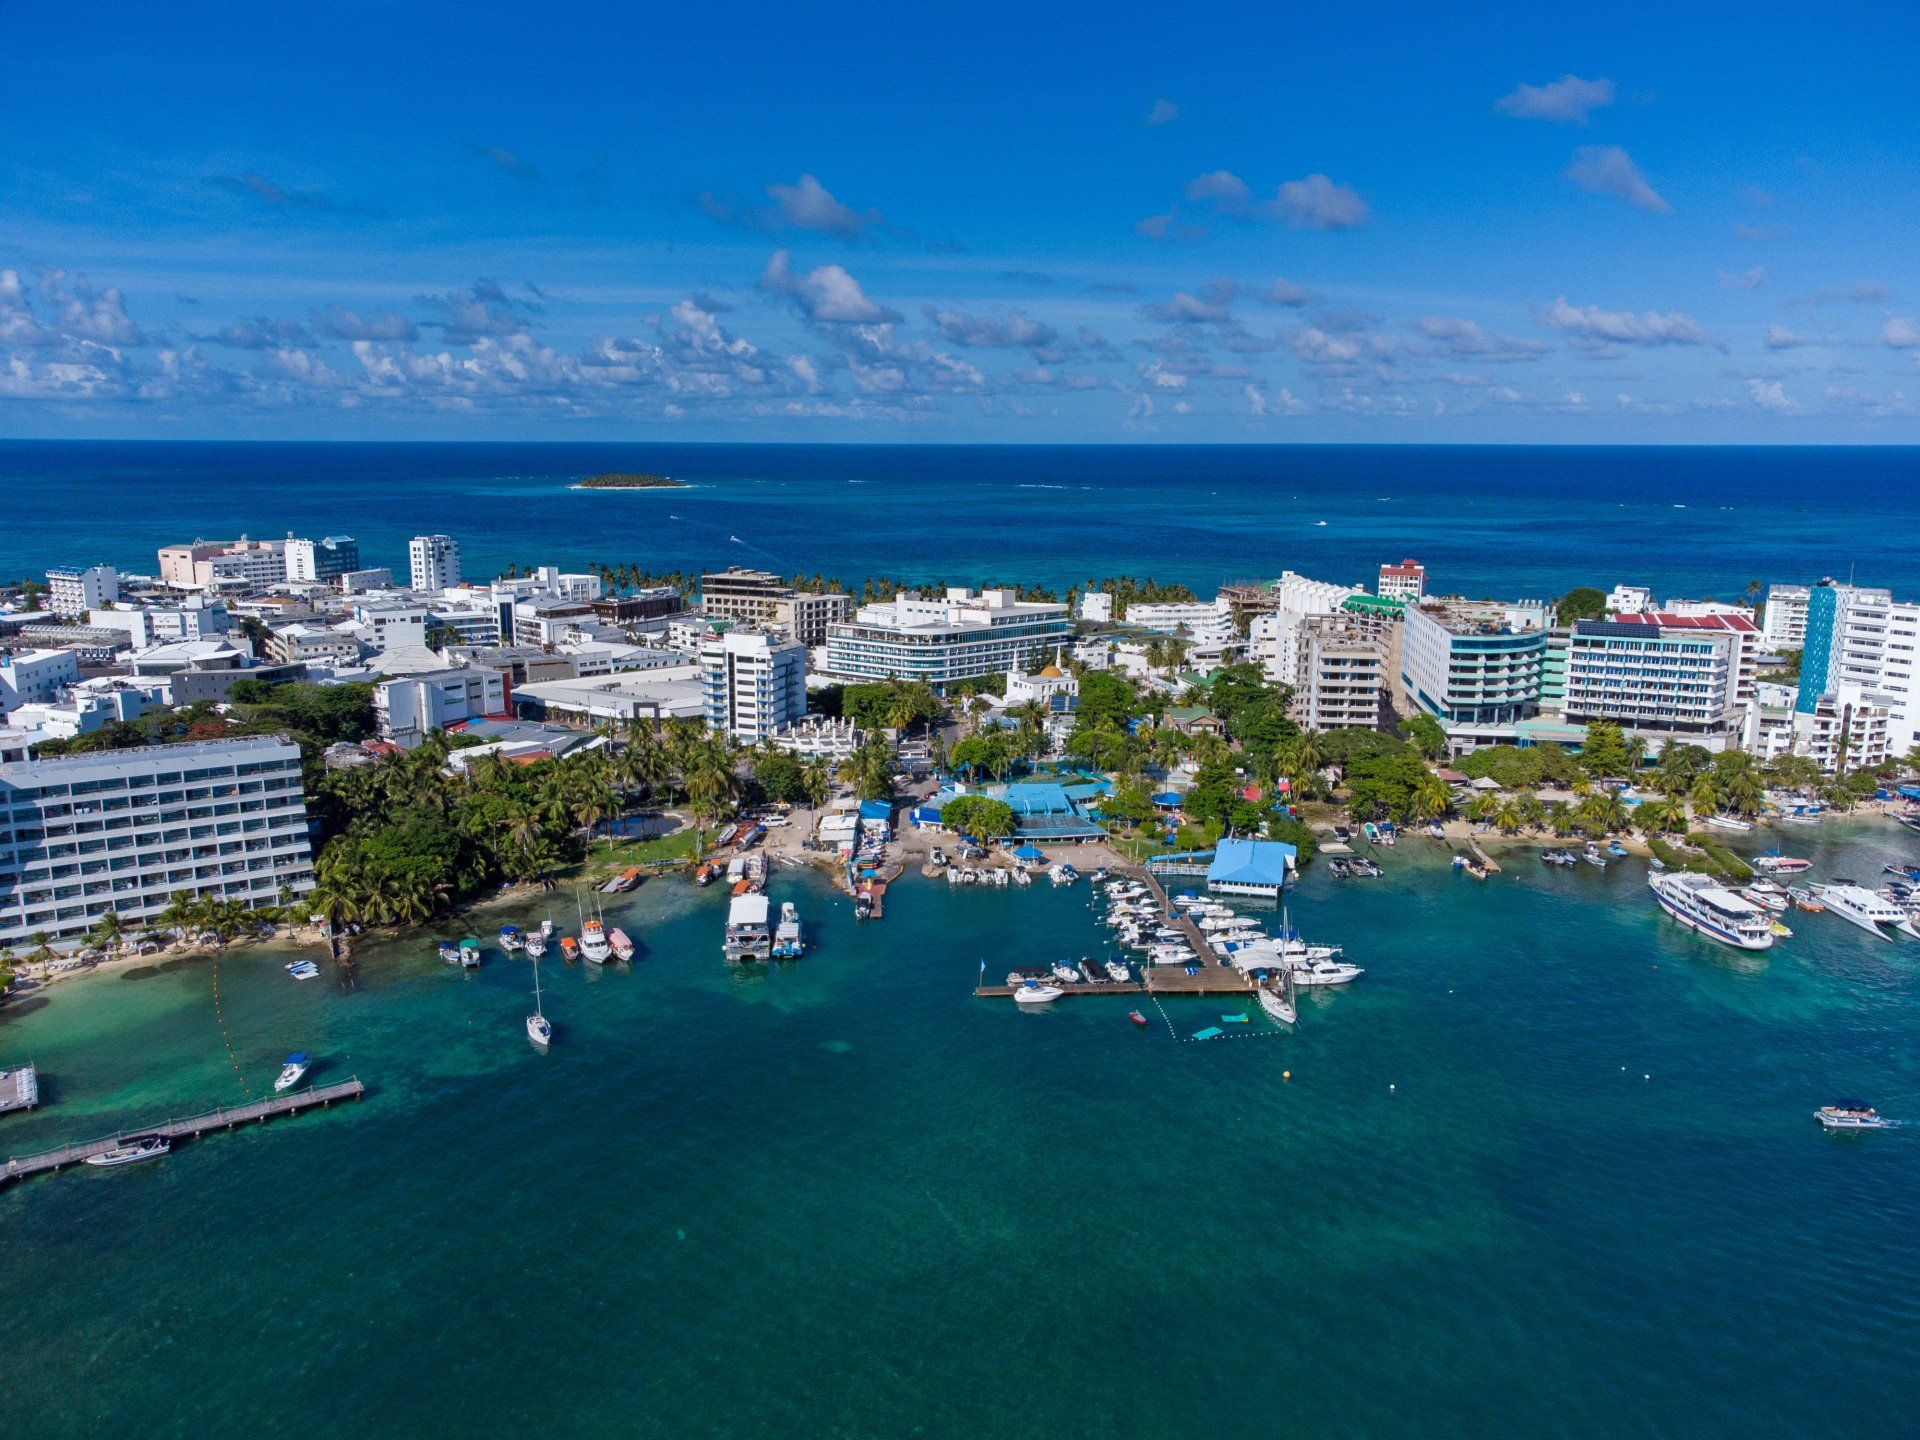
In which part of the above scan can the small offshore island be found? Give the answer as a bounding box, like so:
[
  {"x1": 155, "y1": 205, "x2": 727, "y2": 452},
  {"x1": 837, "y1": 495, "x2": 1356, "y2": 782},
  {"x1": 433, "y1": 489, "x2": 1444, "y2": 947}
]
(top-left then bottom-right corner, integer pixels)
[{"x1": 575, "y1": 472, "x2": 688, "y2": 490}]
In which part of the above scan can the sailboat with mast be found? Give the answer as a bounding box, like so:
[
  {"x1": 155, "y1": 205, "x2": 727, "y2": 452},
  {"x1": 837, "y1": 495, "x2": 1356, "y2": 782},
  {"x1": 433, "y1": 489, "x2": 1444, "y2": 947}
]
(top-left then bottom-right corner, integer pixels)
[{"x1": 526, "y1": 955, "x2": 553, "y2": 1047}]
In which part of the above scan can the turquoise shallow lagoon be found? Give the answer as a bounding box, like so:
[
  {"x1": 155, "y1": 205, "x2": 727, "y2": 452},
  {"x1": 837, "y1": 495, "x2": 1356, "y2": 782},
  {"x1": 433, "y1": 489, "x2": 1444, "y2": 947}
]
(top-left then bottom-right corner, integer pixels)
[{"x1": 4, "y1": 823, "x2": 1918, "y2": 1438}]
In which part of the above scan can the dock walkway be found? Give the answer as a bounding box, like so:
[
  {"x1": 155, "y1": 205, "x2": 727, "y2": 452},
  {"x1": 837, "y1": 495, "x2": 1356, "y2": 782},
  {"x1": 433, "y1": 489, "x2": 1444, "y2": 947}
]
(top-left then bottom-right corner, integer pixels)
[
  {"x1": 1, "y1": 1078, "x2": 365, "y2": 1187},
  {"x1": 0, "y1": 1064, "x2": 39, "y2": 1116}
]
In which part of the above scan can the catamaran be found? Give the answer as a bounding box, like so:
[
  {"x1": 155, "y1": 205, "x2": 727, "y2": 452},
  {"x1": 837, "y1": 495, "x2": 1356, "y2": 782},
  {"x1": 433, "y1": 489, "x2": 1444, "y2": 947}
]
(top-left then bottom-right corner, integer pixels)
[
  {"x1": 1649, "y1": 872, "x2": 1774, "y2": 950},
  {"x1": 1812, "y1": 882, "x2": 1908, "y2": 940},
  {"x1": 526, "y1": 956, "x2": 553, "y2": 1046}
]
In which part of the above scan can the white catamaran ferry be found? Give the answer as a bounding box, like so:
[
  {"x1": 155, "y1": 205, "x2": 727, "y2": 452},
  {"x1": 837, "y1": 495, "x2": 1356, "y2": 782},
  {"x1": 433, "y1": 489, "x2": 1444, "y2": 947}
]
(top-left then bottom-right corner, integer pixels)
[{"x1": 1649, "y1": 872, "x2": 1774, "y2": 950}]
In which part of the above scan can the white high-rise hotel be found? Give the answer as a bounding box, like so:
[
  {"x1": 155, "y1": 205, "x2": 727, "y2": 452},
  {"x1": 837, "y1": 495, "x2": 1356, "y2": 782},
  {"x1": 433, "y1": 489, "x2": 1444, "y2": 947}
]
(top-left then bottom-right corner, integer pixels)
[
  {"x1": 0, "y1": 736, "x2": 316, "y2": 947},
  {"x1": 408, "y1": 534, "x2": 462, "y2": 592}
]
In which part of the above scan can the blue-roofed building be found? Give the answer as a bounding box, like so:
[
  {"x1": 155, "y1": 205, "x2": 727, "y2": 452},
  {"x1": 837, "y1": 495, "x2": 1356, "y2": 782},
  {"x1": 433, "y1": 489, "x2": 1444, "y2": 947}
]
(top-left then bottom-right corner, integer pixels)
[{"x1": 1206, "y1": 838, "x2": 1295, "y2": 898}]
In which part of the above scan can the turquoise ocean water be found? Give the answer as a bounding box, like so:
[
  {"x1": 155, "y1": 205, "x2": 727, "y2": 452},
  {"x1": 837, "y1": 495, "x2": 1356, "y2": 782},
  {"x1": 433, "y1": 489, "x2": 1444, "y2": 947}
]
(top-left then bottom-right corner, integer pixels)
[{"x1": 4, "y1": 824, "x2": 1918, "y2": 1438}]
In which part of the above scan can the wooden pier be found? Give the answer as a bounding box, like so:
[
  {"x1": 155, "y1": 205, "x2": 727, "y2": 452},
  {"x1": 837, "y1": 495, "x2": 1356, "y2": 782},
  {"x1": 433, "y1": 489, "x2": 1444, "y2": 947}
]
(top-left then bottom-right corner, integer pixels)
[
  {"x1": 974, "y1": 865, "x2": 1255, "y2": 1000},
  {"x1": 1, "y1": 1077, "x2": 365, "y2": 1187}
]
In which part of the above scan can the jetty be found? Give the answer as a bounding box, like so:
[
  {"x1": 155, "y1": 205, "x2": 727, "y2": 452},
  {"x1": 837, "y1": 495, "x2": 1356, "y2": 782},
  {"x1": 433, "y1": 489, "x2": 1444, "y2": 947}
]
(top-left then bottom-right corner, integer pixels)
[
  {"x1": 1, "y1": 1077, "x2": 364, "y2": 1187},
  {"x1": 973, "y1": 865, "x2": 1257, "y2": 999},
  {"x1": 0, "y1": 1063, "x2": 40, "y2": 1115}
]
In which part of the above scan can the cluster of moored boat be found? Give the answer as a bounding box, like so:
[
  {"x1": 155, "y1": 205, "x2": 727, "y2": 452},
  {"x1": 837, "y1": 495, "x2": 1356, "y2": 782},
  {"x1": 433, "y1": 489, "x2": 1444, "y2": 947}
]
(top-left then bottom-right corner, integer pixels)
[
  {"x1": 1650, "y1": 859, "x2": 1920, "y2": 950},
  {"x1": 944, "y1": 864, "x2": 1030, "y2": 887},
  {"x1": 1326, "y1": 856, "x2": 1384, "y2": 878}
]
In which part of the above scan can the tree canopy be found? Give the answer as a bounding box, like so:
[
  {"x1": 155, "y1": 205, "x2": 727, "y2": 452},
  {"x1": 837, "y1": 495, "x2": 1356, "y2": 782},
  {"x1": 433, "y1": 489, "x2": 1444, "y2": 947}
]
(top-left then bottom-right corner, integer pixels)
[
  {"x1": 939, "y1": 794, "x2": 1016, "y2": 840},
  {"x1": 1556, "y1": 587, "x2": 1608, "y2": 625}
]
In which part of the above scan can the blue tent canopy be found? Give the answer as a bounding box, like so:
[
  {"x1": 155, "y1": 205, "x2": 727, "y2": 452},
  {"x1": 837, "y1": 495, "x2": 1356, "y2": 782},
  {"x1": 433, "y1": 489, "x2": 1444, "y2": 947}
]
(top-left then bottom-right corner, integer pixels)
[
  {"x1": 1013, "y1": 843, "x2": 1045, "y2": 860},
  {"x1": 1152, "y1": 792, "x2": 1184, "y2": 806}
]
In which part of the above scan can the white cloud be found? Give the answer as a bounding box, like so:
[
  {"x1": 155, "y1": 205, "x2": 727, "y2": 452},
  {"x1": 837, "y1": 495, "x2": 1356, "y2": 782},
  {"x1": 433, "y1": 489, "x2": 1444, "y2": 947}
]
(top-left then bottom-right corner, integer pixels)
[
  {"x1": 311, "y1": 304, "x2": 419, "y2": 343},
  {"x1": 920, "y1": 305, "x2": 1059, "y2": 349},
  {"x1": 1414, "y1": 316, "x2": 1546, "y2": 362},
  {"x1": 1141, "y1": 280, "x2": 1237, "y2": 324},
  {"x1": 1564, "y1": 146, "x2": 1671, "y2": 213},
  {"x1": 1496, "y1": 75, "x2": 1615, "y2": 124},
  {"x1": 1185, "y1": 170, "x2": 1251, "y2": 214},
  {"x1": 1539, "y1": 297, "x2": 1707, "y2": 347},
  {"x1": 1144, "y1": 99, "x2": 1180, "y2": 127},
  {"x1": 1718, "y1": 266, "x2": 1765, "y2": 291},
  {"x1": 1259, "y1": 277, "x2": 1312, "y2": 307},
  {"x1": 1763, "y1": 324, "x2": 1806, "y2": 350},
  {"x1": 765, "y1": 174, "x2": 880, "y2": 240},
  {"x1": 761, "y1": 250, "x2": 901, "y2": 324},
  {"x1": 1245, "y1": 382, "x2": 1306, "y2": 416},
  {"x1": 1883, "y1": 315, "x2": 1920, "y2": 348},
  {"x1": 1263, "y1": 174, "x2": 1369, "y2": 230},
  {"x1": 1746, "y1": 378, "x2": 1798, "y2": 412}
]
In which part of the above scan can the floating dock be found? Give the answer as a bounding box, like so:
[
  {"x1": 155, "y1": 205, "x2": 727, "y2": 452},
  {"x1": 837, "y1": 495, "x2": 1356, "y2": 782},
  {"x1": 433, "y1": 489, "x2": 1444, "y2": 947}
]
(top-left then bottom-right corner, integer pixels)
[
  {"x1": 1, "y1": 1077, "x2": 364, "y2": 1187},
  {"x1": 0, "y1": 1064, "x2": 39, "y2": 1115}
]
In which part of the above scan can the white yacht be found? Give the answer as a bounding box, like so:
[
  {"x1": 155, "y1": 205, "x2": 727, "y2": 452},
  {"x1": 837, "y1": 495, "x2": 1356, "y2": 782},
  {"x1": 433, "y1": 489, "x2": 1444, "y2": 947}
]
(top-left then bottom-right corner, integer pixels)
[
  {"x1": 1104, "y1": 959, "x2": 1130, "y2": 983},
  {"x1": 85, "y1": 1135, "x2": 170, "y2": 1167},
  {"x1": 273, "y1": 1053, "x2": 311, "y2": 1092},
  {"x1": 1702, "y1": 814, "x2": 1752, "y2": 832},
  {"x1": 1813, "y1": 883, "x2": 1908, "y2": 940},
  {"x1": 1289, "y1": 957, "x2": 1365, "y2": 986},
  {"x1": 1013, "y1": 981, "x2": 1063, "y2": 1005},
  {"x1": 1648, "y1": 872, "x2": 1774, "y2": 950}
]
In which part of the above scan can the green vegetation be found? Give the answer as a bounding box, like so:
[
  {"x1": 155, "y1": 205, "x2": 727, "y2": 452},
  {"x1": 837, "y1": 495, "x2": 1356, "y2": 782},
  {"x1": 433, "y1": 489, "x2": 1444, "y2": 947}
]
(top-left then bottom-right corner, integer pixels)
[
  {"x1": 1555, "y1": 586, "x2": 1607, "y2": 625},
  {"x1": 1082, "y1": 575, "x2": 1198, "y2": 619},
  {"x1": 1400, "y1": 713, "x2": 1448, "y2": 761},
  {"x1": 1457, "y1": 743, "x2": 1584, "y2": 789},
  {"x1": 842, "y1": 678, "x2": 941, "y2": 731},
  {"x1": 749, "y1": 747, "x2": 831, "y2": 806},
  {"x1": 838, "y1": 735, "x2": 898, "y2": 802},
  {"x1": 1759, "y1": 647, "x2": 1802, "y2": 683},
  {"x1": 578, "y1": 472, "x2": 688, "y2": 489},
  {"x1": 1577, "y1": 719, "x2": 1636, "y2": 777},
  {"x1": 938, "y1": 794, "x2": 1016, "y2": 840}
]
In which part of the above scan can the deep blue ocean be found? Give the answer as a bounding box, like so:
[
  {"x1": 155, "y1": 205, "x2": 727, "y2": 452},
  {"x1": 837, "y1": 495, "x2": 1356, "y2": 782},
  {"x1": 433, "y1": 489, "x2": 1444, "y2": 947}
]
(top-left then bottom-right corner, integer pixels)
[{"x1": 5, "y1": 441, "x2": 1919, "y2": 598}]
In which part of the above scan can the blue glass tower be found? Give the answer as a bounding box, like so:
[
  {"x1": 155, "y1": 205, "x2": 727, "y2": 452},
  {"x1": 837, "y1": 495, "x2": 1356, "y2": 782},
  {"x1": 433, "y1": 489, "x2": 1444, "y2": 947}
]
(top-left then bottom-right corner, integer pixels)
[{"x1": 1795, "y1": 584, "x2": 1837, "y2": 714}]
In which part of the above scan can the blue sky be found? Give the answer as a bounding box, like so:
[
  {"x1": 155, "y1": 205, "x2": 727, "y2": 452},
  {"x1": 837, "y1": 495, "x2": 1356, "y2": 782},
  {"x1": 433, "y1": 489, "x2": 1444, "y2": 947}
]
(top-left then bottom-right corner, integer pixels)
[{"x1": 4, "y1": 1, "x2": 1919, "y2": 441}]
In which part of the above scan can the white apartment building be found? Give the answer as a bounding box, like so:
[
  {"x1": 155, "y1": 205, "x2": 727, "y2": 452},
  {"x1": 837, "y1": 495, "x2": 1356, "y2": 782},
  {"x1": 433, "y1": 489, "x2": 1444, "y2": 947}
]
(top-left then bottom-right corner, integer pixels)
[
  {"x1": 1125, "y1": 598, "x2": 1235, "y2": 641},
  {"x1": 1077, "y1": 591, "x2": 1115, "y2": 623},
  {"x1": 700, "y1": 631, "x2": 808, "y2": 744},
  {"x1": 1797, "y1": 581, "x2": 1920, "y2": 756},
  {"x1": 349, "y1": 598, "x2": 431, "y2": 653},
  {"x1": 45, "y1": 564, "x2": 119, "y2": 618},
  {"x1": 285, "y1": 535, "x2": 361, "y2": 583},
  {"x1": 374, "y1": 668, "x2": 507, "y2": 749},
  {"x1": 769, "y1": 591, "x2": 854, "y2": 647},
  {"x1": 87, "y1": 598, "x2": 231, "y2": 650},
  {"x1": 1292, "y1": 614, "x2": 1391, "y2": 731},
  {"x1": 1564, "y1": 619, "x2": 1742, "y2": 751},
  {"x1": 157, "y1": 539, "x2": 289, "y2": 593},
  {"x1": 0, "y1": 736, "x2": 315, "y2": 947},
  {"x1": 823, "y1": 589, "x2": 1072, "y2": 688},
  {"x1": 1605, "y1": 584, "x2": 1653, "y2": 615},
  {"x1": 0, "y1": 649, "x2": 81, "y2": 715},
  {"x1": 1400, "y1": 599, "x2": 1552, "y2": 749},
  {"x1": 1605, "y1": 611, "x2": 1761, "y2": 704},
  {"x1": 1377, "y1": 559, "x2": 1426, "y2": 604},
  {"x1": 1761, "y1": 583, "x2": 1810, "y2": 650},
  {"x1": 1251, "y1": 571, "x2": 1367, "y2": 685},
  {"x1": 768, "y1": 715, "x2": 865, "y2": 761},
  {"x1": 267, "y1": 624, "x2": 364, "y2": 668},
  {"x1": 408, "y1": 534, "x2": 462, "y2": 592}
]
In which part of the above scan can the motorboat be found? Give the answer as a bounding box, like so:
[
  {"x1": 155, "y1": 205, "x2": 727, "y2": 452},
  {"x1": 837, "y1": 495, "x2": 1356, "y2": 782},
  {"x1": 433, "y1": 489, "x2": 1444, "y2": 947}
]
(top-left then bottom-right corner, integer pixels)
[
  {"x1": 1129, "y1": 1009, "x2": 1148, "y2": 1027},
  {"x1": 1288, "y1": 958, "x2": 1365, "y2": 986},
  {"x1": 523, "y1": 928, "x2": 548, "y2": 959},
  {"x1": 1013, "y1": 982, "x2": 1063, "y2": 1005},
  {"x1": 559, "y1": 936, "x2": 580, "y2": 962},
  {"x1": 772, "y1": 903, "x2": 804, "y2": 959},
  {"x1": 1649, "y1": 872, "x2": 1774, "y2": 950},
  {"x1": 85, "y1": 1135, "x2": 170, "y2": 1167},
  {"x1": 724, "y1": 892, "x2": 774, "y2": 960},
  {"x1": 1813, "y1": 882, "x2": 1908, "y2": 940},
  {"x1": 608, "y1": 927, "x2": 636, "y2": 962},
  {"x1": 1703, "y1": 814, "x2": 1753, "y2": 832},
  {"x1": 1787, "y1": 886, "x2": 1824, "y2": 912},
  {"x1": 437, "y1": 940, "x2": 462, "y2": 964},
  {"x1": 1050, "y1": 961, "x2": 1081, "y2": 984},
  {"x1": 1541, "y1": 848, "x2": 1577, "y2": 867},
  {"x1": 273, "y1": 1053, "x2": 312, "y2": 1092},
  {"x1": 1104, "y1": 959, "x2": 1130, "y2": 983},
  {"x1": 1583, "y1": 844, "x2": 1608, "y2": 867},
  {"x1": 498, "y1": 924, "x2": 523, "y2": 952},
  {"x1": 1741, "y1": 882, "x2": 1789, "y2": 913},
  {"x1": 284, "y1": 960, "x2": 321, "y2": 980},
  {"x1": 1327, "y1": 858, "x2": 1353, "y2": 878},
  {"x1": 579, "y1": 916, "x2": 612, "y2": 965},
  {"x1": 1815, "y1": 1103, "x2": 1890, "y2": 1131},
  {"x1": 1607, "y1": 840, "x2": 1630, "y2": 857},
  {"x1": 458, "y1": 937, "x2": 482, "y2": 968},
  {"x1": 1049, "y1": 864, "x2": 1078, "y2": 886},
  {"x1": 1752, "y1": 855, "x2": 1812, "y2": 874}
]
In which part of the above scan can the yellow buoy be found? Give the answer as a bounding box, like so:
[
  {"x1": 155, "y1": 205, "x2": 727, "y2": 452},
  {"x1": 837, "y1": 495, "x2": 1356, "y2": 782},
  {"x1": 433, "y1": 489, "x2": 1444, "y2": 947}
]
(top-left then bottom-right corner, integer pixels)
[{"x1": 1282, "y1": 1070, "x2": 1292, "y2": 1081}]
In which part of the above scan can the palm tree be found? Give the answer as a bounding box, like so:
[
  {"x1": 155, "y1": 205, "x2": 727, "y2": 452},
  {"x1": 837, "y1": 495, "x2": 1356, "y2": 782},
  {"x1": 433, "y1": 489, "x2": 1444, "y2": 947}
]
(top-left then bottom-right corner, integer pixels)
[
  {"x1": 89, "y1": 909, "x2": 125, "y2": 953},
  {"x1": 1409, "y1": 774, "x2": 1452, "y2": 823},
  {"x1": 799, "y1": 757, "x2": 832, "y2": 808},
  {"x1": 1689, "y1": 774, "x2": 1721, "y2": 818}
]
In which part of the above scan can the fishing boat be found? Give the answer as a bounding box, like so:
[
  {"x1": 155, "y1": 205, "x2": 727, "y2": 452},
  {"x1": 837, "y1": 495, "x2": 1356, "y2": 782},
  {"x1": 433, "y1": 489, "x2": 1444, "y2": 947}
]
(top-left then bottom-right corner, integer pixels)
[
  {"x1": 1464, "y1": 858, "x2": 1489, "y2": 879},
  {"x1": 1103, "y1": 959, "x2": 1130, "y2": 983},
  {"x1": 437, "y1": 940, "x2": 462, "y2": 964},
  {"x1": 526, "y1": 956, "x2": 552, "y2": 1046},
  {"x1": 1649, "y1": 872, "x2": 1774, "y2": 950},
  {"x1": 458, "y1": 937, "x2": 482, "y2": 968},
  {"x1": 1813, "y1": 882, "x2": 1907, "y2": 940},
  {"x1": 1013, "y1": 981, "x2": 1063, "y2": 1005},
  {"x1": 1815, "y1": 1102, "x2": 1890, "y2": 1131},
  {"x1": 608, "y1": 927, "x2": 635, "y2": 961},
  {"x1": 772, "y1": 903, "x2": 804, "y2": 958},
  {"x1": 273, "y1": 1053, "x2": 312, "y2": 1092},
  {"x1": 498, "y1": 924, "x2": 523, "y2": 952},
  {"x1": 1129, "y1": 1009, "x2": 1148, "y2": 1027},
  {"x1": 1703, "y1": 814, "x2": 1753, "y2": 832},
  {"x1": 559, "y1": 936, "x2": 580, "y2": 962},
  {"x1": 84, "y1": 1135, "x2": 170, "y2": 1167},
  {"x1": 579, "y1": 893, "x2": 612, "y2": 963}
]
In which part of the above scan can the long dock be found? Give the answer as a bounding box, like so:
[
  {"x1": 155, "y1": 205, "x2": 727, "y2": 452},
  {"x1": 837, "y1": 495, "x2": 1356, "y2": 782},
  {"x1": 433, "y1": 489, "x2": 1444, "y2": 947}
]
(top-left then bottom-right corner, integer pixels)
[{"x1": 1, "y1": 1077, "x2": 365, "y2": 1187}]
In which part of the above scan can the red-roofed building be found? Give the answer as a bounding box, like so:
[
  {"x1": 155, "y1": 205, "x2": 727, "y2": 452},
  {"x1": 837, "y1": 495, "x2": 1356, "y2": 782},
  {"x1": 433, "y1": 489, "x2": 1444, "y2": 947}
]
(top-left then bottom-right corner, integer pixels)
[
  {"x1": 1606, "y1": 610, "x2": 1760, "y2": 703},
  {"x1": 1377, "y1": 558, "x2": 1426, "y2": 603},
  {"x1": 1567, "y1": 613, "x2": 1753, "y2": 751}
]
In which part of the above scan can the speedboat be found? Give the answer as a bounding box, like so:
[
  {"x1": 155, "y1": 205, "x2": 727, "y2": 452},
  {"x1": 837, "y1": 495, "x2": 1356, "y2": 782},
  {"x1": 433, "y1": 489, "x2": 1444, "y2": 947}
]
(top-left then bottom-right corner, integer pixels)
[
  {"x1": 437, "y1": 940, "x2": 462, "y2": 964},
  {"x1": 1013, "y1": 982, "x2": 1063, "y2": 1005},
  {"x1": 1703, "y1": 814, "x2": 1752, "y2": 832},
  {"x1": 1542, "y1": 848, "x2": 1576, "y2": 867},
  {"x1": 1289, "y1": 958, "x2": 1365, "y2": 986},
  {"x1": 1584, "y1": 844, "x2": 1608, "y2": 867},
  {"x1": 1741, "y1": 882, "x2": 1788, "y2": 913},
  {"x1": 284, "y1": 960, "x2": 321, "y2": 980},
  {"x1": 1129, "y1": 1009, "x2": 1148, "y2": 1027},
  {"x1": 85, "y1": 1135, "x2": 170, "y2": 1167},
  {"x1": 273, "y1": 1053, "x2": 311, "y2": 1092},
  {"x1": 1753, "y1": 855, "x2": 1812, "y2": 874},
  {"x1": 1050, "y1": 962, "x2": 1081, "y2": 984},
  {"x1": 1649, "y1": 872, "x2": 1774, "y2": 950},
  {"x1": 458, "y1": 937, "x2": 482, "y2": 968},
  {"x1": 523, "y1": 929, "x2": 548, "y2": 959},
  {"x1": 1104, "y1": 960, "x2": 1130, "y2": 983},
  {"x1": 1813, "y1": 882, "x2": 1907, "y2": 940},
  {"x1": 498, "y1": 925, "x2": 523, "y2": 952},
  {"x1": 609, "y1": 927, "x2": 636, "y2": 962},
  {"x1": 1815, "y1": 1103, "x2": 1890, "y2": 1131}
]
